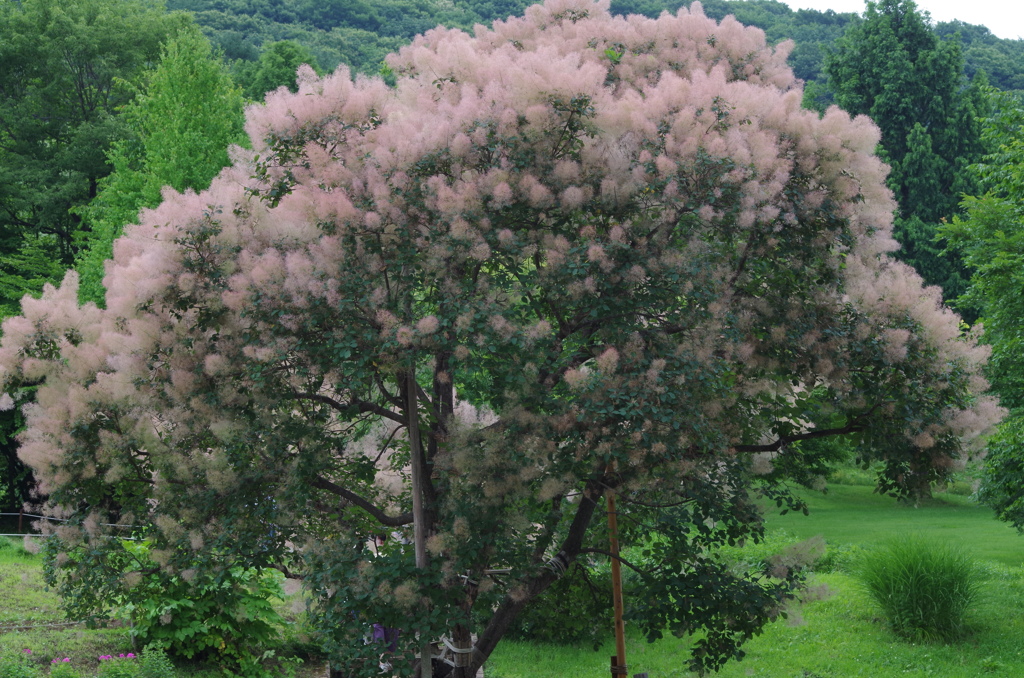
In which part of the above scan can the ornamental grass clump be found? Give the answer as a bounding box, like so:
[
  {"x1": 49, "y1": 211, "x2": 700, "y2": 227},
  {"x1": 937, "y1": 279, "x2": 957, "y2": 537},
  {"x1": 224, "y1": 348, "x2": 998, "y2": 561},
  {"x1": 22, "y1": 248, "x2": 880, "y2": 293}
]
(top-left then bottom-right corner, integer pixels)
[{"x1": 857, "y1": 535, "x2": 983, "y2": 642}]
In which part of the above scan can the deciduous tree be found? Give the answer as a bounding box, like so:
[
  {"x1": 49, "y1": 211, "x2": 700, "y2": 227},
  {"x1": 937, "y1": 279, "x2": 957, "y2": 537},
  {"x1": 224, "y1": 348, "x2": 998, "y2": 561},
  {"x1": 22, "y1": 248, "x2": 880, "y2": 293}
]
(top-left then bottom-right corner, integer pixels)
[
  {"x1": 76, "y1": 25, "x2": 246, "y2": 306},
  {"x1": 0, "y1": 1, "x2": 1001, "y2": 675},
  {"x1": 945, "y1": 90, "x2": 1024, "y2": 528}
]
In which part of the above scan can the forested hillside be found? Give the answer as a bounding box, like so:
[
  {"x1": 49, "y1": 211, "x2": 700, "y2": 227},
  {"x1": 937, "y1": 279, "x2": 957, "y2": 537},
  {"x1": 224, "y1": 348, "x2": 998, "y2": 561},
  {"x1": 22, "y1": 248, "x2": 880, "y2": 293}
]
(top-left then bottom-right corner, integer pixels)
[
  {"x1": 166, "y1": 0, "x2": 537, "y2": 76},
  {"x1": 168, "y1": 0, "x2": 1024, "y2": 89}
]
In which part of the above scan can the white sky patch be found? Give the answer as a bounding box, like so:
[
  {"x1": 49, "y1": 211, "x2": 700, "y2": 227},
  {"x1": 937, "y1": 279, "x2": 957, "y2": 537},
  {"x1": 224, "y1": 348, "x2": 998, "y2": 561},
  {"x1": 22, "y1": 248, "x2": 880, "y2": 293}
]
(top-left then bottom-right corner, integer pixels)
[{"x1": 778, "y1": 0, "x2": 1024, "y2": 40}]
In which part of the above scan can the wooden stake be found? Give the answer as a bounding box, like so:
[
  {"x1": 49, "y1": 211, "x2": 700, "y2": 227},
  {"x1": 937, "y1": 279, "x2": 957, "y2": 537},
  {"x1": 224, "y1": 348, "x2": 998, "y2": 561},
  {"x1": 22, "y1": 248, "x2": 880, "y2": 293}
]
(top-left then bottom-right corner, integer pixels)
[{"x1": 608, "y1": 482, "x2": 627, "y2": 676}]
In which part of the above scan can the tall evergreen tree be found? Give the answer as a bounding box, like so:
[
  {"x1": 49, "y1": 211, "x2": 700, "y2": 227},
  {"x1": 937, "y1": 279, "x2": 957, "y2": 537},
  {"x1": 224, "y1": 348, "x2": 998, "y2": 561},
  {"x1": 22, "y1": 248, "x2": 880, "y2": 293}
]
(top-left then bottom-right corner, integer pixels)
[{"x1": 825, "y1": 0, "x2": 984, "y2": 307}]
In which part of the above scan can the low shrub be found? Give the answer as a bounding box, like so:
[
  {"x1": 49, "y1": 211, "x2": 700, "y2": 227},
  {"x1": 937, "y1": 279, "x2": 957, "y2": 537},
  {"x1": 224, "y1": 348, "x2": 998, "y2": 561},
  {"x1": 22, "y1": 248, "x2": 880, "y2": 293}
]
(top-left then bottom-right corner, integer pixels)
[
  {"x1": 815, "y1": 542, "x2": 867, "y2": 573},
  {"x1": 856, "y1": 535, "x2": 983, "y2": 641},
  {"x1": 0, "y1": 648, "x2": 40, "y2": 678},
  {"x1": 136, "y1": 647, "x2": 176, "y2": 678},
  {"x1": 106, "y1": 541, "x2": 287, "y2": 677},
  {"x1": 47, "y1": 662, "x2": 81, "y2": 678}
]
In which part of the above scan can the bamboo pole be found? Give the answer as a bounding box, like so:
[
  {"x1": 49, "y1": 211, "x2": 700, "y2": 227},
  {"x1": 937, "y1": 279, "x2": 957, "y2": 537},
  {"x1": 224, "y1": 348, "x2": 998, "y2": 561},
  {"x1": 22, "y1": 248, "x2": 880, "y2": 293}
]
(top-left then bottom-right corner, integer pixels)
[{"x1": 608, "y1": 481, "x2": 627, "y2": 677}]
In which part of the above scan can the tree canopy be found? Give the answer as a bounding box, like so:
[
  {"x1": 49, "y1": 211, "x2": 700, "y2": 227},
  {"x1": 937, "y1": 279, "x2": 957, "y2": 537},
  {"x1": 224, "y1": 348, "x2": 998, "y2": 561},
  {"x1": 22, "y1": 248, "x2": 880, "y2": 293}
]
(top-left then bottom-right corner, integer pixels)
[
  {"x1": 0, "y1": 1, "x2": 1001, "y2": 675},
  {"x1": 945, "y1": 90, "x2": 1024, "y2": 528}
]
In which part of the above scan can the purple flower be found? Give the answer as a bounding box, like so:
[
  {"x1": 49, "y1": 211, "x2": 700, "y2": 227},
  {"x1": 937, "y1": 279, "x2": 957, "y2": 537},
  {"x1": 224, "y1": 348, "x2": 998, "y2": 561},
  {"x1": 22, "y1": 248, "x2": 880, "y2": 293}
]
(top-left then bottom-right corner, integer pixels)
[
  {"x1": 23, "y1": 649, "x2": 31, "y2": 654},
  {"x1": 126, "y1": 653, "x2": 136, "y2": 659}
]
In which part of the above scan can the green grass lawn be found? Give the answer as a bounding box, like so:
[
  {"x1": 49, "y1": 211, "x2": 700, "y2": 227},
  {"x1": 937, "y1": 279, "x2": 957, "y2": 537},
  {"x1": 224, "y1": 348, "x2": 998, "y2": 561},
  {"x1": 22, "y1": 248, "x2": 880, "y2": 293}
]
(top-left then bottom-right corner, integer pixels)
[
  {"x1": 0, "y1": 540, "x2": 135, "y2": 666},
  {"x1": 766, "y1": 485, "x2": 1024, "y2": 566},
  {"x1": 487, "y1": 483, "x2": 1024, "y2": 678},
  {"x1": 487, "y1": 570, "x2": 1024, "y2": 678}
]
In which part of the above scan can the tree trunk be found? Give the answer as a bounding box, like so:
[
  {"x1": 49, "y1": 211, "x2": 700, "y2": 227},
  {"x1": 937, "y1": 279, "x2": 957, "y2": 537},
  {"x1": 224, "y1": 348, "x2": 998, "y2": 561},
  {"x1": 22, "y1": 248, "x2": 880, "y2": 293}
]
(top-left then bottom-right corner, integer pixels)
[{"x1": 450, "y1": 623, "x2": 475, "y2": 678}]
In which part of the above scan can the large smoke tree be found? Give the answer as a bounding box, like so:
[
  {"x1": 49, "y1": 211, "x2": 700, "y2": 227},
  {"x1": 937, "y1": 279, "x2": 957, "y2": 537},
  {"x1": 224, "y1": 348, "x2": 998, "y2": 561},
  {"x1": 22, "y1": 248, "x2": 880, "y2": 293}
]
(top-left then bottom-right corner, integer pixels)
[{"x1": 0, "y1": 1, "x2": 1001, "y2": 675}]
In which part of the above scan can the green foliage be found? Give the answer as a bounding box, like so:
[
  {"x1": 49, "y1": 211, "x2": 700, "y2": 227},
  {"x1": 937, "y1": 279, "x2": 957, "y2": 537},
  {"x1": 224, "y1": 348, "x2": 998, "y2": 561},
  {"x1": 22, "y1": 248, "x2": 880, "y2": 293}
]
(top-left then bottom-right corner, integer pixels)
[
  {"x1": 977, "y1": 414, "x2": 1024, "y2": 531},
  {"x1": 136, "y1": 647, "x2": 176, "y2": 678},
  {"x1": 856, "y1": 536, "x2": 983, "y2": 641},
  {"x1": 945, "y1": 89, "x2": 1024, "y2": 410},
  {"x1": 47, "y1": 662, "x2": 82, "y2": 678},
  {"x1": 937, "y1": 20, "x2": 1024, "y2": 91},
  {"x1": 0, "y1": 406, "x2": 32, "y2": 513},
  {"x1": 505, "y1": 561, "x2": 609, "y2": 647},
  {"x1": 44, "y1": 539, "x2": 287, "y2": 677},
  {"x1": 122, "y1": 566, "x2": 286, "y2": 674},
  {"x1": 0, "y1": 649, "x2": 40, "y2": 678},
  {"x1": 241, "y1": 41, "x2": 322, "y2": 100},
  {"x1": 76, "y1": 25, "x2": 246, "y2": 306},
  {"x1": 824, "y1": 0, "x2": 983, "y2": 307},
  {"x1": 0, "y1": 0, "x2": 192, "y2": 311}
]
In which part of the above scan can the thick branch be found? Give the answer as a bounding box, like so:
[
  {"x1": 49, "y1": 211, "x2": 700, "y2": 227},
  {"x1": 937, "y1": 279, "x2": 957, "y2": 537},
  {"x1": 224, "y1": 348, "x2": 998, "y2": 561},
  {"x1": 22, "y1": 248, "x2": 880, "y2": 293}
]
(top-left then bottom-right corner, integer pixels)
[
  {"x1": 734, "y1": 416, "x2": 873, "y2": 453},
  {"x1": 287, "y1": 391, "x2": 405, "y2": 425},
  {"x1": 472, "y1": 479, "x2": 603, "y2": 670},
  {"x1": 311, "y1": 477, "x2": 413, "y2": 527}
]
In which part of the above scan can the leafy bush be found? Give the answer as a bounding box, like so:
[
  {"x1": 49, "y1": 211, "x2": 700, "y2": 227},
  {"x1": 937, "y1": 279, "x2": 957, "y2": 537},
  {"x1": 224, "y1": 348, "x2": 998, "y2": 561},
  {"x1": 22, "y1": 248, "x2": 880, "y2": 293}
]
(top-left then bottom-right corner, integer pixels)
[
  {"x1": 136, "y1": 648, "x2": 176, "y2": 678},
  {"x1": 503, "y1": 561, "x2": 610, "y2": 647},
  {"x1": 126, "y1": 567, "x2": 286, "y2": 671},
  {"x1": 856, "y1": 536, "x2": 983, "y2": 641},
  {"x1": 96, "y1": 656, "x2": 137, "y2": 678},
  {"x1": 47, "y1": 662, "x2": 81, "y2": 678},
  {"x1": 0, "y1": 648, "x2": 40, "y2": 678},
  {"x1": 815, "y1": 542, "x2": 866, "y2": 573},
  {"x1": 111, "y1": 541, "x2": 287, "y2": 676}
]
